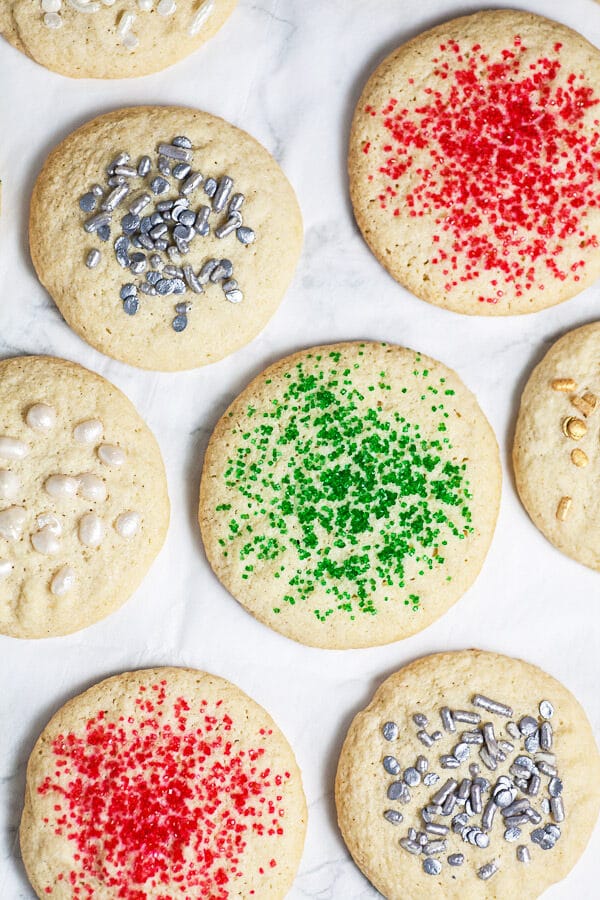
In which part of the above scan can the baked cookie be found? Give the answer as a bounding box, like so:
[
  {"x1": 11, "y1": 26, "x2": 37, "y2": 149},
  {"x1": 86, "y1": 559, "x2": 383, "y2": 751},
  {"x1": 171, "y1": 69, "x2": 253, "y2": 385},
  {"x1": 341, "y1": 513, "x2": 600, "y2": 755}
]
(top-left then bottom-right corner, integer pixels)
[
  {"x1": 0, "y1": 0, "x2": 237, "y2": 79},
  {"x1": 513, "y1": 322, "x2": 600, "y2": 570},
  {"x1": 0, "y1": 355, "x2": 169, "y2": 638},
  {"x1": 336, "y1": 650, "x2": 600, "y2": 899},
  {"x1": 199, "y1": 342, "x2": 500, "y2": 649},
  {"x1": 20, "y1": 667, "x2": 307, "y2": 899},
  {"x1": 349, "y1": 10, "x2": 600, "y2": 315},
  {"x1": 30, "y1": 107, "x2": 303, "y2": 371}
]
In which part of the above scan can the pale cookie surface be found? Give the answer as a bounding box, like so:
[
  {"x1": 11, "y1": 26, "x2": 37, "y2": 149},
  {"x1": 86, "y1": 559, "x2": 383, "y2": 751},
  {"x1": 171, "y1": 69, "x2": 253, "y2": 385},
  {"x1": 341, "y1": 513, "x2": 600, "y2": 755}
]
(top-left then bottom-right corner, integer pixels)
[
  {"x1": 349, "y1": 10, "x2": 600, "y2": 315},
  {"x1": 336, "y1": 650, "x2": 600, "y2": 899},
  {"x1": 30, "y1": 106, "x2": 303, "y2": 371},
  {"x1": 0, "y1": 0, "x2": 237, "y2": 79},
  {"x1": 20, "y1": 667, "x2": 307, "y2": 899},
  {"x1": 199, "y1": 342, "x2": 500, "y2": 649},
  {"x1": 0, "y1": 355, "x2": 169, "y2": 638},
  {"x1": 514, "y1": 322, "x2": 600, "y2": 570}
]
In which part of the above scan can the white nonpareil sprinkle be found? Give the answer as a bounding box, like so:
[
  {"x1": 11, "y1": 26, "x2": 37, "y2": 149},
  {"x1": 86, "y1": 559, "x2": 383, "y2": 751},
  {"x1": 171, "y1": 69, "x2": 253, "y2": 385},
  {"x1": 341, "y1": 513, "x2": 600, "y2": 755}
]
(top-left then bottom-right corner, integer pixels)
[
  {"x1": 118, "y1": 10, "x2": 136, "y2": 34},
  {"x1": 43, "y1": 11, "x2": 63, "y2": 27},
  {"x1": 138, "y1": 0, "x2": 154, "y2": 10},
  {"x1": 157, "y1": 0, "x2": 176, "y2": 17},
  {"x1": 189, "y1": 0, "x2": 214, "y2": 36}
]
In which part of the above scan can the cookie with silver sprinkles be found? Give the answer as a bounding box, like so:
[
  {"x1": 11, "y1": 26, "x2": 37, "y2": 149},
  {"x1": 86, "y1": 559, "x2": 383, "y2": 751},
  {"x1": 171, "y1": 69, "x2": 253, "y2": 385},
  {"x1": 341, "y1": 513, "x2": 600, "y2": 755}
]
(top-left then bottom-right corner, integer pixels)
[
  {"x1": 349, "y1": 10, "x2": 600, "y2": 315},
  {"x1": 20, "y1": 666, "x2": 307, "y2": 899},
  {"x1": 0, "y1": 355, "x2": 169, "y2": 638},
  {"x1": 199, "y1": 342, "x2": 501, "y2": 649},
  {"x1": 29, "y1": 106, "x2": 303, "y2": 370},
  {"x1": 0, "y1": 0, "x2": 237, "y2": 78},
  {"x1": 336, "y1": 650, "x2": 600, "y2": 899},
  {"x1": 514, "y1": 322, "x2": 600, "y2": 571}
]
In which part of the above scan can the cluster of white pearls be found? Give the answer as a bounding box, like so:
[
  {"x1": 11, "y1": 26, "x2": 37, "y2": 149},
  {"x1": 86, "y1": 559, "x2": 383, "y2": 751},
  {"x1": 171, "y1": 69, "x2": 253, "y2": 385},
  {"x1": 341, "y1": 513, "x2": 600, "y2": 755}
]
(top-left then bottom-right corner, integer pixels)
[{"x1": 40, "y1": 0, "x2": 215, "y2": 41}]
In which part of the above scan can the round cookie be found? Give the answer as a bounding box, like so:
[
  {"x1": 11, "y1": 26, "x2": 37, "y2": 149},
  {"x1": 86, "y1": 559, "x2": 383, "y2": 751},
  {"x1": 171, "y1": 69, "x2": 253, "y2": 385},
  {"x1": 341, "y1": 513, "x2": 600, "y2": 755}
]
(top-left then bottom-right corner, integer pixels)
[
  {"x1": 199, "y1": 342, "x2": 501, "y2": 649},
  {"x1": 20, "y1": 667, "x2": 307, "y2": 899},
  {"x1": 513, "y1": 322, "x2": 600, "y2": 570},
  {"x1": 336, "y1": 650, "x2": 600, "y2": 899},
  {"x1": 0, "y1": 0, "x2": 237, "y2": 79},
  {"x1": 349, "y1": 10, "x2": 600, "y2": 315},
  {"x1": 30, "y1": 107, "x2": 303, "y2": 371},
  {"x1": 0, "y1": 355, "x2": 169, "y2": 638}
]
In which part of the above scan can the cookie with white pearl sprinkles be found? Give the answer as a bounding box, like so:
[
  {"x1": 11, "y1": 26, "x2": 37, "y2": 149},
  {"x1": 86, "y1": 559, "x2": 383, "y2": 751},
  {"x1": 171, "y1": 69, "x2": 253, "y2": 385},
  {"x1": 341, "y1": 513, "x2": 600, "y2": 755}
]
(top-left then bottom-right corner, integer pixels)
[
  {"x1": 20, "y1": 667, "x2": 307, "y2": 899},
  {"x1": 514, "y1": 322, "x2": 600, "y2": 571},
  {"x1": 0, "y1": 0, "x2": 237, "y2": 78},
  {"x1": 199, "y1": 342, "x2": 501, "y2": 649},
  {"x1": 30, "y1": 107, "x2": 302, "y2": 371},
  {"x1": 0, "y1": 356, "x2": 169, "y2": 638},
  {"x1": 335, "y1": 650, "x2": 600, "y2": 899},
  {"x1": 349, "y1": 10, "x2": 600, "y2": 315}
]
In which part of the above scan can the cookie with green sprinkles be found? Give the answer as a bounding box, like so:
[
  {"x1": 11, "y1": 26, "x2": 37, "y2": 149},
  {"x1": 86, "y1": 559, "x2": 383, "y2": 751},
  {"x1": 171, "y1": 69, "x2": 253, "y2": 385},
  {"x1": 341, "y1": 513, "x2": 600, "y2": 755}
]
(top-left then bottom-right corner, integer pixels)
[{"x1": 199, "y1": 342, "x2": 501, "y2": 648}]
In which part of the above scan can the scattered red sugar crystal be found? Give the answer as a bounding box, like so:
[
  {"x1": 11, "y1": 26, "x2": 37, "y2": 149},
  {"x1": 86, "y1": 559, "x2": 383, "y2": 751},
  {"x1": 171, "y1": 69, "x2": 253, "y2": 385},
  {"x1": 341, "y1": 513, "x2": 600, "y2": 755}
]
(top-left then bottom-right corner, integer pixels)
[
  {"x1": 366, "y1": 37, "x2": 600, "y2": 304},
  {"x1": 37, "y1": 683, "x2": 290, "y2": 899}
]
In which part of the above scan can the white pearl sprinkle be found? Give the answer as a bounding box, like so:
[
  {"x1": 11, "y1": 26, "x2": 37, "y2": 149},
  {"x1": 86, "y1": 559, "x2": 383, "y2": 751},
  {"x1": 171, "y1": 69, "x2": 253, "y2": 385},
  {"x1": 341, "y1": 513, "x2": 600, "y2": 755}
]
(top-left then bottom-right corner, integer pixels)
[
  {"x1": 74, "y1": 419, "x2": 103, "y2": 445},
  {"x1": 36, "y1": 513, "x2": 62, "y2": 536},
  {"x1": 138, "y1": 0, "x2": 154, "y2": 10},
  {"x1": 67, "y1": 0, "x2": 100, "y2": 12},
  {"x1": 78, "y1": 473, "x2": 107, "y2": 502},
  {"x1": 43, "y1": 11, "x2": 62, "y2": 27},
  {"x1": 189, "y1": 0, "x2": 214, "y2": 36},
  {"x1": 0, "y1": 470, "x2": 21, "y2": 501},
  {"x1": 78, "y1": 513, "x2": 105, "y2": 548},
  {"x1": 118, "y1": 10, "x2": 136, "y2": 34},
  {"x1": 45, "y1": 474, "x2": 79, "y2": 499},
  {"x1": 26, "y1": 403, "x2": 56, "y2": 432},
  {"x1": 0, "y1": 507, "x2": 27, "y2": 541},
  {"x1": 31, "y1": 527, "x2": 61, "y2": 556},
  {"x1": 97, "y1": 444, "x2": 125, "y2": 467},
  {"x1": 41, "y1": 0, "x2": 62, "y2": 12},
  {"x1": 51, "y1": 566, "x2": 75, "y2": 597},
  {"x1": 115, "y1": 510, "x2": 141, "y2": 539},
  {"x1": 0, "y1": 437, "x2": 29, "y2": 460},
  {"x1": 0, "y1": 559, "x2": 13, "y2": 579},
  {"x1": 157, "y1": 0, "x2": 176, "y2": 16}
]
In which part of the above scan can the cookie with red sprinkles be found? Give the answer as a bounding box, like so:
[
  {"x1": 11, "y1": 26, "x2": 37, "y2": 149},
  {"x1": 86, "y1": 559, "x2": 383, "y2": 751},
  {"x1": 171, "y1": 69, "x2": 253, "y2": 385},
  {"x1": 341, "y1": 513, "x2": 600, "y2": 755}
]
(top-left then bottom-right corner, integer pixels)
[
  {"x1": 349, "y1": 10, "x2": 600, "y2": 315},
  {"x1": 20, "y1": 667, "x2": 307, "y2": 899}
]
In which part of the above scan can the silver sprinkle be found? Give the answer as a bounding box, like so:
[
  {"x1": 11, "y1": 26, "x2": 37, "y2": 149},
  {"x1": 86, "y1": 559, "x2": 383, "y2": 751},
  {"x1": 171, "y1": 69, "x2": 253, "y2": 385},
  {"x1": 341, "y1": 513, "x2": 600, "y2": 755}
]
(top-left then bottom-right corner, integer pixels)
[
  {"x1": 383, "y1": 756, "x2": 401, "y2": 776},
  {"x1": 107, "y1": 175, "x2": 127, "y2": 187},
  {"x1": 440, "y1": 707, "x2": 456, "y2": 733},
  {"x1": 506, "y1": 722, "x2": 521, "y2": 739},
  {"x1": 417, "y1": 731, "x2": 434, "y2": 748},
  {"x1": 479, "y1": 747, "x2": 497, "y2": 771},
  {"x1": 481, "y1": 799, "x2": 497, "y2": 831},
  {"x1": 150, "y1": 224, "x2": 168, "y2": 240},
  {"x1": 517, "y1": 845, "x2": 531, "y2": 864},
  {"x1": 441, "y1": 794, "x2": 457, "y2": 816},
  {"x1": 541, "y1": 799, "x2": 551, "y2": 814},
  {"x1": 157, "y1": 155, "x2": 172, "y2": 176},
  {"x1": 502, "y1": 799, "x2": 529, "y2": 818},
  {"x1": 382, "y1": 721, "x2": 399, "y2": 741},
  {"x1": 229, "y1": 192, "x2": 245, "y2": 212},
  {"x1": 494, "y1": 788, "x2": 515, "y2": 808},
  {"x1": 540, "y1": 722, "x2": 553, "y2": 751},
  {"x1": 236, "y1": 225, "x2": 255, "y2": 244},
  {"x1": 527, "y1": 774, "x2": 541, "y2": 797},
  {"x1": 383, "y1": 809, "x2": 403, "y2": 825},
  {"x1": 129, "y1": 193, "x2": 152, "y2": 216},
  {"x1": 79, "y1": 192, "x2": 97, "y2": 212},
  {"x1": 164, "y1": 265, "x2": 184, "y2": 278},
  {"x1": 408, "y1": 827, "x2": 417, "y2": 841},
  {"x1": 400, "y1": 838, "x2": 422, "y2": 855},
  {"x1": 91, "y1": 184, "x2": 104, "y2": 197},
  {"x1": 431, "y1": 731, "x2": 443, "y2": 742},
  {"x1": 212, "y1": 175, "x2": 233, "y2": 212},
  {"x1": 453, "y1": 743, "x2": 470, "y2": 763},
  {"x1": 172, "y1": 136, "x2": 192, "y2": 149},
  {"x1": 524, "y1": 732, "x2": 540, "y2": 754},
  {"x1": 477, "y1": 861, "x2": 498, "y2": 881},
  {"x1": 498, "y1": 740, "x2": 514, "y2": 755},
  {"x1": 457, "y1": 778, "x2": 471, "y2": 800},
  {"x1": 84, "y1": 212, "x2": 111, "y2": 233},
  {"x1": 461, "y1": 731, "x2": 483, "y2": 745},
  {"x1": 387, "y1": 781, "x2": 410, "y2": 802},
  {"x1": 114, "y1": 165, "x2": 138, "y2": 178},
  {"x1": 527, "y1": 809, "x2": 542, "y2": 825},
  {"x1": 225, "y1": 289, "x2": 243, "y2": 304},
  {"x1": 140, "y1": 282, "x2": 156, "y2": 295},
  {"x1": 183, "y1": 266, "x2": 204, "y2": 294},
  {"x1": 173, "y1": 163, "x2": 192, "y2": 180},
  {"x1": 519, "y1": 716, "x2": 538, "y2": 736},
  {"x1": 102, "y1": 184, "x2": 130, "y2": 212},
  {"x1": 425, "y1": 823, "x2": 449, "y2": 837},
  {"x1": 440, "y1": 756, "x2": 460, "y2": 769},
  {"x1": 472, "y1": 695, "x2": 513, "y2": 718},
  {"x1": 138, "y1": 234, "x2": 155, "y2": 251},
  {"x1": 85, "y1": 249, "x2": 101, "y2": 268},
  {"x1": 432, "y1": 779, "x2": 457, "y2": 806},
  {"x1": 504, "y1": 826, "x2": 521, "y2": 842},
  {"x1": 137, "y1": 156, "x2": 152, "y2": 177},
  {"x1": 404, "y1": 767, "x2": 420, "y2": 787},
  {"x1": 504, "y1": 814, "x2": 531, "y2": 827},
  {"x1": 447, "y1": 853, "x2": 464, "y2": 867},
  {"x1": 549, "y1": 777, "x2": 563, "y2": 798},
  {"x1": 181, "y1": 172, "x2": 204, "y2": 196},
  {"x1": 539, "y1": 700, "x2": 554, "y2": 719},
  {"x1": 423, "y1": 840, "x2": 447, "y2": 855},
  {"x1": 413, "y1": 714, "x2": 428, "y2": 728},
  {"x1": 470, "y1": 782, "x2": 482, "y2": 814},
  {"x1": 550, "y1": 796, "x2": 565, "y2": 823},
  {"x1": 423, "y1": 858, "x2": 442, "y2": 875},
  {"x1": 416, "y1": 756, "x2": 429, "y2": 774},
  {"x1": 453, "y1": 710, "x2": 481, "y2": 725},
  {"x1": 215, "y1": 215, "x2": 242, "y2": 239},
  {"x1": 423, "y1": 773, "x2": 439, "y2": 787},
  {"x1": 107, "y1": 152, "x2": 130, "y2": 173},
  {"x1": 158, "y1": 142, "x2": 193, "y2": 163},
  {"x1": 482, "y1": 723, "x2": 500, "y2": 760},
  {"x1": 150, "y1": 177, "x2": 170, "y2": 195}
]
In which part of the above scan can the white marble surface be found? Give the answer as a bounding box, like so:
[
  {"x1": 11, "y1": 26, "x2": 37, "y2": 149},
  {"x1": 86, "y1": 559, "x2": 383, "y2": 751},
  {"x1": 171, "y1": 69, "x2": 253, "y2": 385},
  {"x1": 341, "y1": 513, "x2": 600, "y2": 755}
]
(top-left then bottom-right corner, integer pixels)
[{"x1": 1, "y1": 0, "x2": 600, "y2": 896}]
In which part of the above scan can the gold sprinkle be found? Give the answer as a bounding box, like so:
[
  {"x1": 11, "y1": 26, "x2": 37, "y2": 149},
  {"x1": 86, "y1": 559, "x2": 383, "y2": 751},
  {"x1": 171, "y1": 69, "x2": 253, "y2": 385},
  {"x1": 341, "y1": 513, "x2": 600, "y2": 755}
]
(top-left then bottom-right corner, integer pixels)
[
  {"x1": 571, "y1": 448, "x2": 589, "y2": 468},
  {"x1": 556, "y1": 496, "x2": 572, "y2": 522},
  {"x1": 572, "y1": 392, "x2": 597, "y2": 418},
  {"x1": 562, "y1": 416, "x2": 587, "y2": 440},
  {"x1": 551, "y1": 377, "x2": 577, "y2": 392}
]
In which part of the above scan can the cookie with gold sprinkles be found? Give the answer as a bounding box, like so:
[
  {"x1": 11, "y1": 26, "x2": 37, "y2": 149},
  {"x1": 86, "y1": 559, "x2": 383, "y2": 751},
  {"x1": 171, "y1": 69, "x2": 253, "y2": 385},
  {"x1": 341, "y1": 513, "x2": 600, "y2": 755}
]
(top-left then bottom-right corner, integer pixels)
[
  {"x1": 514, "y1": 322, "x2": 600, "y2": 570},
  {"x1": 349, "y1": 10, "x2": 600, "y2": 315},
  {"x1": 20, "y1": 667, "x2": 307, "y2": 899},
  {"x1": 0, "y1": 0, "x2": 237, "y2": 79},
  {"x1": 336, "y1": 650, "x2": 600, "y2": 899},
  {"x1": 199, "y1": 342, "x2": 501, "y2": 648}
]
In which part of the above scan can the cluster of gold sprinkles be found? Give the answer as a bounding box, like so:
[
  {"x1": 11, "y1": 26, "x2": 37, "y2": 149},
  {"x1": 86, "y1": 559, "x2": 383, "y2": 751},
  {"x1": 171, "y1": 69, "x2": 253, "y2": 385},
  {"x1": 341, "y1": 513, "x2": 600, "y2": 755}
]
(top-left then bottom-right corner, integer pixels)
[
  {"x1": 551, "y1": 377, "x2": 597, "y2": 520},
  {"x1": 380, "y1": 695, "x2": 564, "y2": 879},
  {"x1": 40, "y1": 0, "x2": 215, "y2": 45},
  {"x1": 215, "y1": 347, "x2": 474, "y2": 623}
]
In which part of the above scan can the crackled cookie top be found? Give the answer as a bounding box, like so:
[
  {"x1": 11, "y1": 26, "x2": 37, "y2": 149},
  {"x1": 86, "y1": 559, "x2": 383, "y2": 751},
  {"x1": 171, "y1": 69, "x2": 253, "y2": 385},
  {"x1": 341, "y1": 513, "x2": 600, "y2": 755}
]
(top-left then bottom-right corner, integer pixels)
[
  {"x1": 0, "y1": 356, "x2": 169, "y2": 638},
  {"x1": 0, "y1": 0, "x2": 237, "y2": 78},
  {"x1": 20, "y1": 668, "x2": 307, "y2": 899},
  {"x1": 349, "y1": 10, "x2": 600, "y2": 315},
  {"x1": 199, "y1": 343, "x2": 500, "y2": 648},
  {"x1": 29, "y1": 107, "x2": 302, "y2": 370},
  {"x1": 336, "y1": 651, "x2": 600, "y2": 899},
  {"x1": 514, "y1": 322, "x2": 600, "y2": 570}
]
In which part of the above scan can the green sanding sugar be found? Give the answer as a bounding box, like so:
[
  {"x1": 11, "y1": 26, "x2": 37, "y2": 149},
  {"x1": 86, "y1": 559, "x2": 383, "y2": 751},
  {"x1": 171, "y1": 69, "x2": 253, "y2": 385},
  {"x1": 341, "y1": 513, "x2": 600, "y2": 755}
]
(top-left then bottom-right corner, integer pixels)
[{"x1": 216, "y1": 350, "x2": 473, "y2": 623}]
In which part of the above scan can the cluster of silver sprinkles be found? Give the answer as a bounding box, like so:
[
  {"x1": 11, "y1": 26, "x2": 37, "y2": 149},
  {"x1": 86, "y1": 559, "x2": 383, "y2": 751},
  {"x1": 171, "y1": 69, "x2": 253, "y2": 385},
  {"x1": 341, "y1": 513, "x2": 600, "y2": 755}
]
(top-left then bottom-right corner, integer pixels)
[
  {"x1": 40, "y1": 0, "x2": 216, "y2": 43},
  {"x1": 79, "y1": 135, "x2": 256, "y2": 333},
  {"x1": 379, "y1": 695, "x2": 565, "y2": 879}
]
